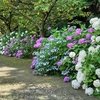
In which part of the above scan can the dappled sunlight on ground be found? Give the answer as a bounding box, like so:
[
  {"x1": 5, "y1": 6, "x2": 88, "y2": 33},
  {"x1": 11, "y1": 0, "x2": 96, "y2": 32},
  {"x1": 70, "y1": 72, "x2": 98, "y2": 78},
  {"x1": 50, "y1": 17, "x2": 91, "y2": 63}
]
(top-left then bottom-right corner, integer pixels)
[
  {"x1": 0, "y1": 66, "x2": 26, "y2": 97},
  {"x1": 0, "y1": 83, "x2": 26, "y2": 96},
  {"x1": 0, "y1": 55, "x2": 99, "y2": 100},
  {"x1": 0, "y1": 66, "x2": 17, "y2": 77},
  {"x1": 0, "y1": 66, "x2": 17, "y2": 71}
]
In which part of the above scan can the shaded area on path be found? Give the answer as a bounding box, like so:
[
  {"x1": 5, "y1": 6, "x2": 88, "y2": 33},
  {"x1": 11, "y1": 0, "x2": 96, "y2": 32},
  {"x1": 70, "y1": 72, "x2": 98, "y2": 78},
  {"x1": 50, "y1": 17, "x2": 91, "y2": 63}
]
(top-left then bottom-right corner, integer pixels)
[{"x1": 0, "y1": 55, "x2": 99, "y2": 100}]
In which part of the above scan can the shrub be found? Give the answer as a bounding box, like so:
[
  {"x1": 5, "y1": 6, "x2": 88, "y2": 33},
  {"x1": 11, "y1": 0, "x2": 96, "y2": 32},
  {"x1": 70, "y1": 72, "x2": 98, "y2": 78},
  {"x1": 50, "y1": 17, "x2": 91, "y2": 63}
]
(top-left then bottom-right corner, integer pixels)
[
  {"x1": 31, "y1": 26, "x2": 94, "y2": 78},
  {"x1": 0, "y1": 30, "x2": 38, "y2": 58},
  {"x1": 71, "y1": 36, "x2": 100, "y2": 98}
]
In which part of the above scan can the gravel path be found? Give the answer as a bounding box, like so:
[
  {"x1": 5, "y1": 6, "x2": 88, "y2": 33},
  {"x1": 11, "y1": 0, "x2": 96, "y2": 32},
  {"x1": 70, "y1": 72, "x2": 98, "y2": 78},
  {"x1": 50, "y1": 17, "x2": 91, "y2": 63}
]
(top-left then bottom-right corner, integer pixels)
[{"x1": 0, "y1": 55, "x2": 99, "y2": 100}]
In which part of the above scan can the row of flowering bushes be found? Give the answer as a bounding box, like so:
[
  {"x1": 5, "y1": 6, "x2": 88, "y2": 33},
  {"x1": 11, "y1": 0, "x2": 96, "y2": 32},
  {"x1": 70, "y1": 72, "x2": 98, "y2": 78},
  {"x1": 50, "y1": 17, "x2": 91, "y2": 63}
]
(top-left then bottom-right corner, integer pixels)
[
  {"x1": 0, "y1": 17, "x2": 100, "y2": 98},
  {"x1": 30, "y1": 17, "x2": 100, "y2": 98},
  {"x1": 0, "y1": 30, "x2": 40, "y2": 58}
]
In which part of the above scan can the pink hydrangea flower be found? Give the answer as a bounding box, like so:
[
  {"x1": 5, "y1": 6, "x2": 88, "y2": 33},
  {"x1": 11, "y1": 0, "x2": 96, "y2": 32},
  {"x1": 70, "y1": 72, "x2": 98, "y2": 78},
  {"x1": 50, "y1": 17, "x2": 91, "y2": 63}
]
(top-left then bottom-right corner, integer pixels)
[
  {"x1": 63, "y1": 76, "x2": 70, "y2": 82},
  {"x1": 67, "y1": 43, "x2": 74, "y2": 48},
  {"x1": 75, "y1": 28, "x2": 82, "y2": 35},
  {"x1": 88, "y1": 28, "x2": 94, "y2": 33},
  {"x1": 34, "y1": 43, "x2": 42, "y2": 48},
  {"x1": 86, "y1": 34, "x2": 91, "y2": 39},
  {"x1": 47, "y1": 27, "x2": 51, "y2": 30},
  {"x1": 78, "y1": 38, "x2": 85, "y2": 44},
  {"x1": 68, "y1": 27, "x2": 73, "y2": 32},
  {"x1": 66, "y1": 36, "x2": 74, "y2": 40},
  {"x1": 36, "y1": 37, "x2": 44, "y2": 43},
  {"x1": 57, "y1": 61, "x2": 62, "y2": 67}
]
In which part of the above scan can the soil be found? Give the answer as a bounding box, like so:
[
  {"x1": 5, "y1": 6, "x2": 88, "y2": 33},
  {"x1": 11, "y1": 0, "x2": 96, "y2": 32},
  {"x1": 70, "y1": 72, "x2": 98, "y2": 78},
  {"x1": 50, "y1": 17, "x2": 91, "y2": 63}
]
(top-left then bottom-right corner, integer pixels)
[{"x1": 0, "y1": 55, "x2": 99, "y2": 100}]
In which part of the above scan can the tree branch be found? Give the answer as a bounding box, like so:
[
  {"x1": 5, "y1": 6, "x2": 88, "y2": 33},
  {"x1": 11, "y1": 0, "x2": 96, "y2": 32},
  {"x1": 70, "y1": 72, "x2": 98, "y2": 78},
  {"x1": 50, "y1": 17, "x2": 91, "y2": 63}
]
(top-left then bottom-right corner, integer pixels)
[
  {"x1": 44, "y1": 0, "x2": 58, "y2": 24},
  {"x1": 9, "y1": 4, "x2": 40, "y2": 29},
  {"x1": 18, "y1": 0, "x2": 34, "y2": 6}
]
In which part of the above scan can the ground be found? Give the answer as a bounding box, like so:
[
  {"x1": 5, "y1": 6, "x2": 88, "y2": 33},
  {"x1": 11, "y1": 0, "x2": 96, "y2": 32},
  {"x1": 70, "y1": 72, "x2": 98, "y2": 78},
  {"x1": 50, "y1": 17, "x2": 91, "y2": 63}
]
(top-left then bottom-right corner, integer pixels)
[{"x1": 0, "y1": 55, "x2": 99, "y2": 100}]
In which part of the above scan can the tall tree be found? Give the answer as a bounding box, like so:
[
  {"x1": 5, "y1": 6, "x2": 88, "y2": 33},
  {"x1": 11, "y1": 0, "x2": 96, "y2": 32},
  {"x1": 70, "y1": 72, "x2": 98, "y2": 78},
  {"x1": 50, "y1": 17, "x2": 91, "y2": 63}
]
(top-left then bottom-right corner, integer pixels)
[{"x1": 0, "y1": 0, "x2": 91, "y2": 36}]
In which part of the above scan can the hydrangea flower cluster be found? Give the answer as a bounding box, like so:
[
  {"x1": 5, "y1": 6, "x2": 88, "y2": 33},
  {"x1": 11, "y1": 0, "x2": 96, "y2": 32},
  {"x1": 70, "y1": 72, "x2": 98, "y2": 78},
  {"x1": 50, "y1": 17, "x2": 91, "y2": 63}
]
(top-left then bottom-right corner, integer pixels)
[
  {"x1": 34, "y1": 37, "x2": 44, "y2": 48},
  {"x1": 72, "y1": 36, "x2": 100, "y2": 96},
  {"x1": 90, "y1": 17, "x2": 100, "y2": 30}
]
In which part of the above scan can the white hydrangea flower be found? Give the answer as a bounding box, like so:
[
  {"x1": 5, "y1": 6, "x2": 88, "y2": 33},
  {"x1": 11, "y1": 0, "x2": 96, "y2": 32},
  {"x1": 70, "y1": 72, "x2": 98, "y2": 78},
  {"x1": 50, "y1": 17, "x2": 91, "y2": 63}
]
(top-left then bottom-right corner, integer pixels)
[
  {"x1": 0, "y1": 51, "x2": 4, "y2": 54},
  {"x1": 10, "y1": 31, "x2": 14, "y2": 35},
  {"x1": 88, "y1": 46, "x2": 96, "y2": 54},
  {"x1": 13, "y1": 37, "x2": 15, "y2": 39},
  {"x1": 82, "y1": 84, "x2": 87, "y2": 90},
  {"x1": 93, "y1": 79, "x2": 100, "y2": 87},
  {"x1": 0, "y1": 38, "x2": 2, "y2": 41},
  {"x1": 76, "y1": 69, "x2": 86, "y2": 83},
  {"x1": 91, "y1": 36, "x2": 96, "y2": 43},
  {"x1": 75, "y1": 62, "x2": 82, "y2": 71},
  {"x1": 78, "y1": 57, "x2": 85, "y2": 63},
  {"x1": 96, "y1": 88, "x2": 100, "y2": 92},
  {"x1": 71, "y1": 79, "x2": 80, "y2": 89},
  {"x1": 96, "y1": 45, "x2": 100, "y2": 52},
  {"x1": 98, "y1": 75, "x2": 100, "y2": 78},
  {"x1": 90, "y1": 17, "x2": 99, "y2": 24},
  {"x1": 89, "y1": 64, "x2": 95, "y2": 68},
  {"x1": 3, "y1": 46, "x2": 5, "y2": 50},
  {"x1": 85, "y1": 87, "x2": 94, "y2": 95},
  {"x1": 15, "y1": 32, "x2": 18, "y2": 34},
  {"x1": 6, "y1": 42, "x2": 8, "y2": 45},
  {"x1": 96, "y1": 36, "x2": 100, "y2": 42},
  {"x1": 92, "y1": 21, "x2": 100, "y2": 30},
  {"x1": 79, "y1": 50, "x2": 86, "y2": 58},
  {"x1": 95, "y1": 68, "x2": 100, "y2": 76},
  {"x1": 69, "y1": 52, "x2": 76, "y2": 58}
]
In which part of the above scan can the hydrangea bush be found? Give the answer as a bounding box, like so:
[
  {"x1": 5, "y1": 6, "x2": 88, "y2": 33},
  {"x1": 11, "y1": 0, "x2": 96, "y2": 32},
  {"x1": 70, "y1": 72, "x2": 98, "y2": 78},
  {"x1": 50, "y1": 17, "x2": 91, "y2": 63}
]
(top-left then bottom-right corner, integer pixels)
[
  {"x1": 71, "y1": 38, "x2": 100, "y2": 97},
  {"x1": 31, "y1": 26, "x2": 94, "y2": 79},
  {"x1": 0, "y1": 30, "x2": 38, "y2": 58},
  {"x1": 71, "y1": 17, "x2": 100, "y2": 98}
]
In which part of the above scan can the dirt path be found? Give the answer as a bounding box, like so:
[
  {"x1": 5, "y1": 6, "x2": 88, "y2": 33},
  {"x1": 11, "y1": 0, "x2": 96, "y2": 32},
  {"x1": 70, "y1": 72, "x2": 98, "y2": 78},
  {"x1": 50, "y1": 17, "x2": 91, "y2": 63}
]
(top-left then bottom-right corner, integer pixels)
[{"x1": 0, "y1": 55, "x2": 99, "y2": 100}]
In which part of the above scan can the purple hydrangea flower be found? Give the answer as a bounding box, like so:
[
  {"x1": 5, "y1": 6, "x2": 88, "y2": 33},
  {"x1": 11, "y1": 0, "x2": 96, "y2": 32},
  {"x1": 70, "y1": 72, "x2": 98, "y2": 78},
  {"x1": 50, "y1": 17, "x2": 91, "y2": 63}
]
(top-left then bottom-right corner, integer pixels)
[
  {"x1": 73, "y1": 40, "x2": 77, "y2": 44},
  {"x1": 34, "y1": 43, "x2": 42, "y2": 48},
  {"x1": 75, "y1": 57, "x2": 78, "y2": 63},
  {"x1": 86, "y1": 34, "x2": 91, "y2": 39},
  {"x1": 75, "y1": 28, "x2": 82, "y2": 35},
  {"x1": 13, "y1": 53, "x2": 16, "y2": 56},
  {"x1": 67, "y1": 43, "x2": 74, "y2": 48},
  {"x1": 57, "y1": 61, "x2": 62, "y2": 67},
  {"x1": 47, "y1": 27, "x2": 51, "y2": 30},
  {"x1": 23, "y1": 36, "x2": 28, "y2": 41},
  {"x1": 66, "y1": 36, "x2": 74, "y2": 40},
  {"x1": 68, "y1": 27, "x2": 73, "y2": 32},
  {"x1": 88, "y1": 28, "x2": 94, "y2": 33},
  {"x1": 49, "y1": 35, "x2": 54, "y2": 39},
  {"x1": 63, "y1": 76, "x2": 70, "y2": 82},
  {"x1": 8, "y1": 54, "x2": 12, "y2": 57},
  {"x1": 78, "y1": 38, "x2": 85, "y2": 44},
  {"x1": 36, "y1": 37, "x2": 44, "y2": 43},
  {"x1": 16, "y1": 50, "x2": 23, "y2": 58},
  {"x1": 30, "y1": 59, "x2": 37, "y2": 69},
  {"x1": 4, "y1": 47, "x2": 9, "y2": 55},
  {"x1": 72, "y1": 60, "x2": 76, "y2": 64},
  {"x1": 85, "y1": 40, "x2": 92, "y2": 43}
]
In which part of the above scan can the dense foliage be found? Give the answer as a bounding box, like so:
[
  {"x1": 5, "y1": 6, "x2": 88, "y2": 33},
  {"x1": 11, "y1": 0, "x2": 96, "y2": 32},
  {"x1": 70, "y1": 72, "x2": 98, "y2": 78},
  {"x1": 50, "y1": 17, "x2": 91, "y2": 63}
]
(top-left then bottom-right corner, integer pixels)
[{"x1": 0, "y1": 0, "x2": 94, "y2": 36}]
